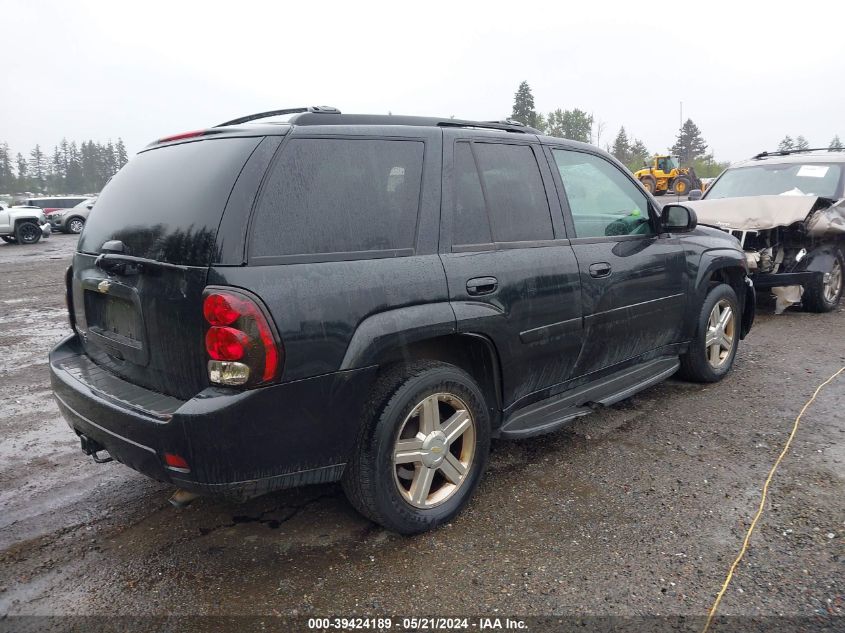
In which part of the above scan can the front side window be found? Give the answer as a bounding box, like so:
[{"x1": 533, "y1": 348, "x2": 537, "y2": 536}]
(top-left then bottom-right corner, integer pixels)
[
  {"x1": 553, "y1": 149, "x2": 654, "y2": 238},
  {"x1": 251, "y1": 138, "x2": 424, "y2": 258}
]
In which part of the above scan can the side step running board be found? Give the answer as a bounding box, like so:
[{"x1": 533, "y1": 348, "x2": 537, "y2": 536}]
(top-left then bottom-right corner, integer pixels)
[{"x1": 499, "y1": 357, "x2": 680, "y2": 440}]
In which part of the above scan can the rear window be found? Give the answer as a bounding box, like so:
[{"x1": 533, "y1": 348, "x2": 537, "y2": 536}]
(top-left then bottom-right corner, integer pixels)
[
  {"x1": 250, "y1": 138, "x2": 424, "y2": 260},
  {"x1": 79, "y1": 137, "x2": 261, "y2": 265}
]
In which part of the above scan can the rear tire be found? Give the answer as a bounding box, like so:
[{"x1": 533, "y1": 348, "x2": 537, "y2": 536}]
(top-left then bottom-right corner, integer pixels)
[
  {"x1": 342, "y1": 361, "x2": 491, "y2": 534},
  {"x1": 802, "y1": 249, "x2": 843, "y2": 313},
  {"x1": 678, "y1": 283, "x2": 740, "y2": 383},
  {"x1": 14, "y1": 221, "x2": 41, "y2": 245}
]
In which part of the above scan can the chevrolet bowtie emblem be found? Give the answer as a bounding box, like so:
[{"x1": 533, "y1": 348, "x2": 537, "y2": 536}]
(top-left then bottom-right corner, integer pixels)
[
  {"x1": 430, "y1": 446, "x2": 442, "y2": 453},
  {"x1": 97, "y1": 280, "x2": 111, "y2": 294}
]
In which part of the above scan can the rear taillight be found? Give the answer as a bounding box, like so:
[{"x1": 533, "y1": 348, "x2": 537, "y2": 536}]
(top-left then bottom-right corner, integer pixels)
[{"x1": 202, "y1": 289, "x2": 282, "y2": 387}]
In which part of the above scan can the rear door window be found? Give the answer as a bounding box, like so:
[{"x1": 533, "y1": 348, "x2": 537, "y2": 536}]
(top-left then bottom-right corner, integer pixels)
[
  {"x1": 472, "y1": 143, "x2": 554, "y2": 243},
  {"x1": 250, "y1": 138, "x2": 424, "y2": 260}
]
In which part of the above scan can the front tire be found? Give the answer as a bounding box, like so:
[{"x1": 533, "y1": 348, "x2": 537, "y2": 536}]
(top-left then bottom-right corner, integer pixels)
[
  {"x1": 678, "y1": 283, "x2": 740, "y2": 383},
  {"x1": 66, "y1": 217, "x2": 85, "y2": 234},
  {"x1": 14, "y1": 221, "x2": 41, "y2": 245},
  {"x1": 640, "y1": 175, "x2": 656, "y2": 194},
  {"x1": 673, "y1": 176, "x2": 691, "y2": 195},
  {"x1": 802, "y1": 249, "x2": 843, "y2": 313},
  {"x1": 342, "y1": 361, "x2": 491, "y2": 534}
]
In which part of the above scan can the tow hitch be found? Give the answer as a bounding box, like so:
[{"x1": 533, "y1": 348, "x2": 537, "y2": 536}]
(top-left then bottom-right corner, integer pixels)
[{"x1": 79, "y1": 433, "x2": 113, "y2": 463}]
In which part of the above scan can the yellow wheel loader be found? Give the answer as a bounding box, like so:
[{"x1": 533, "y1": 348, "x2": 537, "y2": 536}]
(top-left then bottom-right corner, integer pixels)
[{"x1": 634, "y1": 155, "x2": 702, "y2": 196}]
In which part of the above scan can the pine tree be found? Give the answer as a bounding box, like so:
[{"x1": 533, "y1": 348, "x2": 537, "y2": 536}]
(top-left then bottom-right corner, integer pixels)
[
  {"x1": 49, "y1": 146, "x2": 65, "y2": 193},
  {"x1": 795, "y1": 135, "x2": 809, "y2": 150},
  {"x1": 611, "y1": 127, "x2": 631, "y2": 164},
  {"x1": 0, "y1": 143, "x2": 13, "y2": 192},
  {"x1": 671, "y1": 119, "x2": 708, "y2": 166},
  {"x1": 830, "y1": 135, "x2": 844, "y2": 151},
  {"x1": 628, "y1": 139, "x2": 650, "y2": 171},
  {"x1": 65, "y1": 142, "x2": 84, "y2": 193},
  {"x1": 115, "y1": 138, "x2": 129, "y2": 168},
  {"x1": 777, "y1": 136, "x2": 794, "y2": 151},
  {"x1": 29, "y1": 145, "x2": 47, "y2": 192},
  {"x1": 511, "y1": 81, "x2": 541, "y2": 129},
  {"x1": 16, "y1": 153, "x2": 29, "y2": 191}
]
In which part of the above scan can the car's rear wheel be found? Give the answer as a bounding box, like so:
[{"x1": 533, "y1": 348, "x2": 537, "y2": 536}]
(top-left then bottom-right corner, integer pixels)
[
  {"x1": 14, "y1": 221, "x2": 41, "y2": 245},
  {"x1": 66, "y1": 217, "x2": 85, "y2": 234},
  {"x1": 1, "y1": 235, "x2": 16, "y2": 244},
  {"x1": 678, "y1": 283, "x2": 740, "y2": 383},
  {"x1": 802, "y1": 249, "x2": 843, "y2": 313},
  {"x1": 342, "y1": 361, "x2": 490, "y2": 534}
]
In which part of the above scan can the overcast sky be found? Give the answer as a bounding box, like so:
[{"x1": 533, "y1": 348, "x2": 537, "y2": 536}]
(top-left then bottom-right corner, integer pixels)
[{"x1": 3, "y1": 0, "x2": 844, "y2": 163}]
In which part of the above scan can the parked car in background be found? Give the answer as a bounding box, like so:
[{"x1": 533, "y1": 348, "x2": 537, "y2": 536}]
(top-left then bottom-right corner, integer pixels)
[
  {"x1": 48, "y1": 197, "x2": 97, "y2": 234},
  {"x1": 20, "y1": 196, "x2": 89, "y2": 219},
  {"x1": 0, "y1": 205, "x2": 51, "y2": 244},
  {"x1": 687, "y1": 149, "x2": 844, "y2": 313},
  {"x1": 50, "y1": 107, "x2": 754, "y2": 534}
]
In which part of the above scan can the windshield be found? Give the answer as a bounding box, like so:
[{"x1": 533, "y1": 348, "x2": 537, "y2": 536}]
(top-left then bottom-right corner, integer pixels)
[{"x1": 705, "y1": 162, "x2": 843, "y2": 199}]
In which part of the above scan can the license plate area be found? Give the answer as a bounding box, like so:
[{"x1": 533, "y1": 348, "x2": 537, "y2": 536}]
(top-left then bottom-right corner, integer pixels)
[{"x1": 82, "y1": 279, "x2": 149, "y2": 365}]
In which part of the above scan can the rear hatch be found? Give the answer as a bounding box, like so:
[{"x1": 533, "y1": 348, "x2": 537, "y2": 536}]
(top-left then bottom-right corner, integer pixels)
[{"x1": 71, "y1": 136, "x2": 263, "y2": 400}]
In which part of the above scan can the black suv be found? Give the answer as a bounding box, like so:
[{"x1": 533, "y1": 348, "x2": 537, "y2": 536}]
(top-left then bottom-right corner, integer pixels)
[{"x1": 50, "y1": 107, "x2": 754, "y2": 534}]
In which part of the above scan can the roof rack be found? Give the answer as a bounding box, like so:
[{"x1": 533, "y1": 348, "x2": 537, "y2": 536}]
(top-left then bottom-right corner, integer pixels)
[
  {"x1": 752, "y1": 147, "x2": 840, "y2": 159},
  {"x1": 215, "y1": 108, "x2": 542, "y2": 134},
  {"x1": 284, "y1": 112, "x2": 541, "y2": 134},
  {"x1": 215, "y1": 106, "x2": 340, "y2": 127}
]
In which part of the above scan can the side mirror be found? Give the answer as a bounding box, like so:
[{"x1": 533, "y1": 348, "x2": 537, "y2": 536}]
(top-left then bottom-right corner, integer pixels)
[
  {"x1": 661, "y1": 203, "x2": 698, "y2": 233},
  {"x1": 687, "y1": 189, "x2": 703, "y2": 201},
  {"x1": 86, "y1": 204, "x2": 94, "y2": 209}
]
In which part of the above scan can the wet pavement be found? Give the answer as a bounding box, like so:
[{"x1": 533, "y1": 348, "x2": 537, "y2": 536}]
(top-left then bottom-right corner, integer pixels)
[{"x1": 0, "y1": 234, "x2": 843, "y2": 622}]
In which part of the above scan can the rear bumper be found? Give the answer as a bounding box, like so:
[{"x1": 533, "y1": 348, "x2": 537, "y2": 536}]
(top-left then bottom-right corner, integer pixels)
[{"x1": 50, "y1": 334, "x2": 377, "y2": 499}]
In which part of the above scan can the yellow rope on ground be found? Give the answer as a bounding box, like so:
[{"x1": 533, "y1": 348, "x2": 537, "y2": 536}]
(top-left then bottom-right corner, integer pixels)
[{"x1": 701, "y1": 365, "x2": 845, "y2": 633}]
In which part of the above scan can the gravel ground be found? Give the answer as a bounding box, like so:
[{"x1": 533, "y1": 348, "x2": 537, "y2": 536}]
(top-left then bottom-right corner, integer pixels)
[{"x1": 0, "y1": 234, "x2": 842, "y2": 630}]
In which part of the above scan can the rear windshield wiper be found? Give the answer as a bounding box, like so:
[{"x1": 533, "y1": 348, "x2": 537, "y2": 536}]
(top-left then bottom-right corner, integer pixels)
[{"x1": 95, "y1": 253, "x2": 184, "y2": 276}]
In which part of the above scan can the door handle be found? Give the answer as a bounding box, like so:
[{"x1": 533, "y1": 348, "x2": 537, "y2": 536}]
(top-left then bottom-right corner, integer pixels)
[
  {"x1": 466, "y1": 276, "x2": 498, "y2": 296},
  {"x1": 589, "y1": 262, "x2": 612, "y2": 278}
]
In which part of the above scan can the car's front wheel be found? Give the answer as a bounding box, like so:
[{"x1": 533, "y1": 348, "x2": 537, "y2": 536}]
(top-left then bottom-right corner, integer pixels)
[
  {"x1": 66, "y1": 217, "x2": 85, "y2": 234},
  {"x1": 343, "y1": 361, "x2": 491, "y2": 534},
  {"x1": 678, "y1": 283, "x2": 740, "y2": 383},
  {"x1": 14, "y1": 221, "x2": 41, "y2": 245},
  {"x1": 802, "y1": 249, "x2": 843, "y2": 313}
]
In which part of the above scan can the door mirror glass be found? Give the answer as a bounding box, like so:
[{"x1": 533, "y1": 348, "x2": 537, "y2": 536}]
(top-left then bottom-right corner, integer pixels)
[
  {"x1": 661, "y1": 204, "x2": 697, "y2": 232},
  {"x1": 687, "y1": 189, "x2": 703, "y2": 201}
]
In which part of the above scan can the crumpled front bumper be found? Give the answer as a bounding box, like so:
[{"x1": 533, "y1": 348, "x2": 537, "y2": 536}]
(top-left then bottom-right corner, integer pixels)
[{"x1": 40, "y1": 222, "x2": 51, "y2": 237}]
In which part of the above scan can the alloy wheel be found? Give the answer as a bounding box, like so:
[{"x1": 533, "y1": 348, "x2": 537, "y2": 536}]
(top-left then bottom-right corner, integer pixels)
[
  {"x1": 68, "y1": 219, "x2": 84, "y2": 234},
  {"x1": 705, "y1": 299, "x2": 735, "y2": 368},
  {"x1": 18, "y1": 223, "x2": 39, "y2": 243},
  {"x1": 392, "y1": 393, "x2": 476, "y2": 509},
  {"x1": 823, "y1": 259, "x2": 842, "y2": 303}
]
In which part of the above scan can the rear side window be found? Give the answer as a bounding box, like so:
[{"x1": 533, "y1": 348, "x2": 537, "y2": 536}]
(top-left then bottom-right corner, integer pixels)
[
  {"x1": 472, "y1": 143, "x2": 553, "y2": 243},
  {"x1": 250, "y1": 138, "x2": 424, "y2": 259}
]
